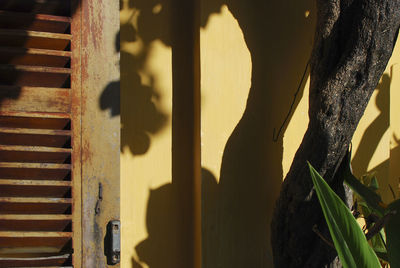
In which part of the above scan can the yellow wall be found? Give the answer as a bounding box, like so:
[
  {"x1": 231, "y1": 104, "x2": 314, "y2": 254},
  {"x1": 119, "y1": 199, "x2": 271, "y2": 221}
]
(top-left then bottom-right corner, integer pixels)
[
  {"x1": 120, "y1": 1, "x2": 172, "y2": 267},
  {"x1": 121, "y1": 0, "x2": 400, "y2": 267},
  {"x1": 200, "y1": 2, "x2": 315, "y2": 267},
  {"x1": 121, "y1": 0, "x2": 199, "y2": 267},
  {"x1": 353, "y1": 50, "x2": 400, "y2": 204}
]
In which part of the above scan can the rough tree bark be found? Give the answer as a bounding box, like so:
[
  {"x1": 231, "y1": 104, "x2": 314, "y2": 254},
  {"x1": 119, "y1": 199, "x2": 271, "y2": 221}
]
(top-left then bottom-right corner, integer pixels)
[{"x1": 271, "y1": 1, "x2": 400, "y2": 267}]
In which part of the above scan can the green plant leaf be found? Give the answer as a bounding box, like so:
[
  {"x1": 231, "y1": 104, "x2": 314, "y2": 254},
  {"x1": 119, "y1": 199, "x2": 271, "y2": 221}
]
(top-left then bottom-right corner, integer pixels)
[
  {"x1": 360, "y1": 172, "x2": 379, "y2": 191},
  {"x1": 370, "y1": 223, "x2": 387, "y2": 255},
  {"x1": 369, "y1": 176, "x2": 379, "y2": 191},
  {"x1": 375, "y1": 251, "x2": 389, "y2": 263},
  {"x1": 342, "y1": 150, "x2": 385, "y2": 216},
  {"x1": 385, "y1": 199, "x2": 400, "y2": 268},
  {"x1": 308, "y1": 163, "x2": 381, "y2": 268},
  {"x1": 357, "y1": 201, "x2": 387, "y2": 255}
]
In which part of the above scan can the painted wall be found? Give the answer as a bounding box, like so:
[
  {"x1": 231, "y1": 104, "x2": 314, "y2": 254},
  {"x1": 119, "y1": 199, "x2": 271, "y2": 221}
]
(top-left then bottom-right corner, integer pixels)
[
  {"x1": 200, "y1": 2, "x2": 315, "y2": 267},
  {"x1": 121, "y1": 0, "x2": 400, "y2": 267},
  {"x1": 120, "y1": 1, "x2": 200, "y2": 267},
  {"x1": 120, "y1": 1, "x2": 173, "y2": 267}
]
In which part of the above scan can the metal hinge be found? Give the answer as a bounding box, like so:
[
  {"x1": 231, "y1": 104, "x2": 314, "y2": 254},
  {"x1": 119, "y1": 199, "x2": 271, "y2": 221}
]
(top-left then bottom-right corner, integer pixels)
[{"x1": 105, "y1": 220, "x2": 121, "y2": 265}]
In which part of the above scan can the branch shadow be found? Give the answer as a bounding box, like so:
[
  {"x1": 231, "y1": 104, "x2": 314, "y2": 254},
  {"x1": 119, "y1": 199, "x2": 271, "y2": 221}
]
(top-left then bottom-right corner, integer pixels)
[
  {"x1": 360, "y1": 132, "x2": 400, "y2": 204},
  {"x1": 352, "y1": 71, "x2": 391, "y2": 177},
  {"x1": 124, "y1": 0, "x2": 315, "y2": 267},
  {"x1": 202, "y1": 1, "x2": 315, "y2": 267},
  {"x1": 389, "y1": 135, "x2": 400, "y2": 200},
  {"x1": 101, "y1": 10, "x2": 168, "y2": 156}
]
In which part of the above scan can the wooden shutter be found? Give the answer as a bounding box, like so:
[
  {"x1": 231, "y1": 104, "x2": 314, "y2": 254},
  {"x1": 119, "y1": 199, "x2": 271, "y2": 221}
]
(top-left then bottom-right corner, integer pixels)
[{"x1": 0, "y1": 0, "x2": 81, "y2": 267}]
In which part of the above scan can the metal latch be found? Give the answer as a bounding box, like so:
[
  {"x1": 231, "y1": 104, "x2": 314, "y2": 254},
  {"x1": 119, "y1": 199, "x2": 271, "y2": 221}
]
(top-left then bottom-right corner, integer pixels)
[{"x1": 105, "y1": 220, "x2": 121, "y2": 265}]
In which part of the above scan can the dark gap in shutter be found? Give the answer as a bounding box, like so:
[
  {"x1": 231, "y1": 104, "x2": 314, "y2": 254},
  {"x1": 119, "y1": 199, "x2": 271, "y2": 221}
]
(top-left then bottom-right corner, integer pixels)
[{"x1": 0, "y1": 0, "x2": 71, "y2": 17}]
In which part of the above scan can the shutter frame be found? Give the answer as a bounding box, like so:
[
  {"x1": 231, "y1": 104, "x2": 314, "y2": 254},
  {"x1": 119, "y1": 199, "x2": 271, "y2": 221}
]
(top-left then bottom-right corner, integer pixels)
[
  {"x1": 0, "y1": 0, "x2": 120, "y2": 266},
  {"x1": 0, "y1": 1, "x2": 81, "y2": 266},
  {"x1": 80, "y1": 0, "x2": 120, "y2": 267},
  {"x1": 70, "y1": 0, "x2": 82, "y2": 266}
]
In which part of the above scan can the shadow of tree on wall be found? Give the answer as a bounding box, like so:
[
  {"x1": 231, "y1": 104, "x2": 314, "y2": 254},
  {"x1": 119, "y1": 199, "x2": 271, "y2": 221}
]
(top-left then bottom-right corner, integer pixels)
[
  {"x1": 203, "y1": 2, "x2": 315, "y2": 267},
  {"x1": 389, "y1": 134, "x2": 400, "y2": 199},
  {"x1": 350, "y1": 67, "x2": 400, "y2": 203},
  {"x1": 117, "y1": 0, "x2": 316, "y2": 267},
  {"x1": 130, "y1": 168, "x2": 219, "y2": 268},
  {"x1": 100, "y1": 18, "x2": 168, "y2": 155},
  {"x1": 134, "y1": 183, "x2": 180, "y2": 268},
  {"x1": 352, "y1": 69, "x2": 391, "y2": 177}
]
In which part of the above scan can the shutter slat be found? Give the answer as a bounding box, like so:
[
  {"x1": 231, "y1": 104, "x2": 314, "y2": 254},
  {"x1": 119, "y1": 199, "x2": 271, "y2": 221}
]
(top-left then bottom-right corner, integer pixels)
[
  {"x1": 0, "y1": 134, "x2": 70, "y2": 147},
  {"x1": 0, "y1": 186, "x2": 70, "y2": 198},
  {"x1": 0, "y1": 163, "x2": 71, "y2": 181},
  {"x1": 0, "y1": 197, "x2": 71, "y2": 203},
  {"x1": 0, "y1": 231, "x2": 72, "y2": 237},
  {"x1": 0, "y1": 112, "x2": 69, "y2": 118},
  {"x1": 0, "y1": 180, "x2": 70, "y2": 197},
  {"x1": 0, "y1": 47, "x2": 71, "y2": 57},
  {"x1": 0, "y1": 254, "x2": 71, "y2": 268},
  {"x1": 0, "y1": 30, "x2": 71, "y2": 50},
  {"x1": 0, "y1": 163, "x2": 71, "y2": 169},
  {"x1": 0, "y1": 197, "x2": 71, "y2": 214},
  {"x1": 0, "y1": 127, "x2": 70, "y2": 147},
  {"x1": 0, "y1": 214, "x2": 72, "y2": 232},
  {"x1": 0, "y1": 65, "x2": 70, "y2": 73},
  {"x1": 0, "y1": 65, "x2": 70, "y2": 88},
  {"x1": 0, "y1": 233, "x2": 71, "y2": 253},
  {"x1": 0, "y1": 169, "x2": 70, "y2": 181},
  {"x1": 0, "y1": 145, "x2": 71, "y2": 163},
  {"x1": 0, "y1": 145, "x2": 71, "y2": 153},
  {"x1": 6, "y1": 267, "x2": 72, "y2": 268},
  {"x1": 0, "y1": 11, "x2": 70, "y2": 33},
  {"x1": 0, "y1": 215, "x2": 71, "y2": 220},
  {"x1": 0, "y1": 47, "x2": 71, "y2": 67},
  {"x1": 0, "y1": 113, "x2": 70, "y2": 129},
  {"x1": 0, "y1": 127, "x2": 70, "y2": 135},
  {"x1": 0, "y1": 86, "x2": 70, "y2": 113}
]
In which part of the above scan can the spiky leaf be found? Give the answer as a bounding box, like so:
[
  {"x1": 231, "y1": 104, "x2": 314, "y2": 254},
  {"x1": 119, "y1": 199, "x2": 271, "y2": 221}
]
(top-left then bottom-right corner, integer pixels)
[{"x1": 309, "y1": 163, "x2": 381, "y2": 268}]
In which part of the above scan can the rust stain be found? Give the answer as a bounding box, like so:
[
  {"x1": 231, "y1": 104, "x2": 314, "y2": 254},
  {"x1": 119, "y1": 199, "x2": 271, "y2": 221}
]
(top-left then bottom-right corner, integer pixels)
[
  {"x1": 84, "y1": 0, "x2": 104, "y2": 50},
  {"x1": 80, "y1": 0, "x2": 120, "y2": 266},
  {"x1": 80, "y1": 130, "x2": 93, "y2": 164}
]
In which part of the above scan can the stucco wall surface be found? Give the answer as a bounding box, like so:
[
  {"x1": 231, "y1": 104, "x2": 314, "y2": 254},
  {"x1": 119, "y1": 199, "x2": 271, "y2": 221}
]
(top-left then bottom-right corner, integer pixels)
[{"x1": 121, "y1": 1, "x2": 400, "y2": 267}]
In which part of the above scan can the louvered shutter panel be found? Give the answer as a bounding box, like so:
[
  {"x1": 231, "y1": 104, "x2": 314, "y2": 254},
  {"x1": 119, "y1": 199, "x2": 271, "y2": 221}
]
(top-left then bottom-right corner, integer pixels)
[{"x1": 0, "y1": 1, "x2": 81, "y2": 267}]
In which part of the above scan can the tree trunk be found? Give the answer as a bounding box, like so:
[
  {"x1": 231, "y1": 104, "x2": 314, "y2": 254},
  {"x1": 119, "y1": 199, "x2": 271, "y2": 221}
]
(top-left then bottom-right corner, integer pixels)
[{"x1": 271, "y1": 1, "x2": 400, "y2": 267}]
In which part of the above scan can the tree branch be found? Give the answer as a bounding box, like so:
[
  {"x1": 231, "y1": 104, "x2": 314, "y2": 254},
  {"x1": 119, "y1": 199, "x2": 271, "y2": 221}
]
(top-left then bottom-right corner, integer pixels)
[{"x1": 271, "y1": 1, "x2": 400, "y2": 267}]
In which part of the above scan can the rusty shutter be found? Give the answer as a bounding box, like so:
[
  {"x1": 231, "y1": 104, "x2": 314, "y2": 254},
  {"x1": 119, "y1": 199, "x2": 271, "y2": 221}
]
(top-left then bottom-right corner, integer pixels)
[{"x1": 0, "y1": 0, "x2": 82, "y2": 267}]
